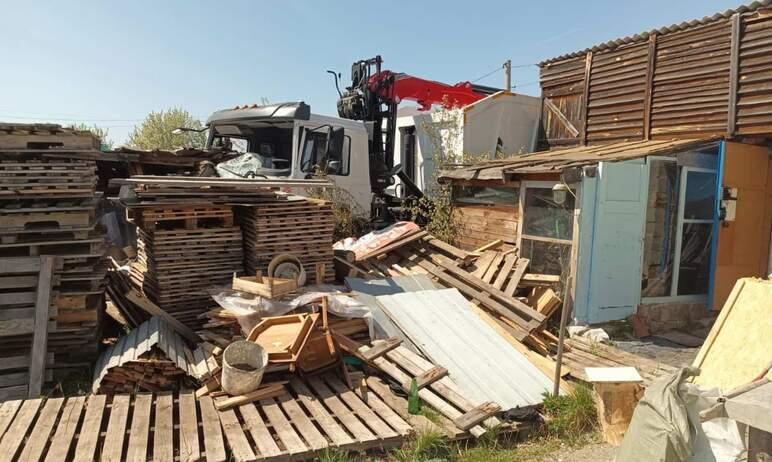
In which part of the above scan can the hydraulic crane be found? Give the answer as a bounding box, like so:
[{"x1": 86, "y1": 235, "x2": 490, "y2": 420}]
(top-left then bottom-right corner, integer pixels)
[{"x1": 332, "y1": 56, "x2": 497, "y2": 225}]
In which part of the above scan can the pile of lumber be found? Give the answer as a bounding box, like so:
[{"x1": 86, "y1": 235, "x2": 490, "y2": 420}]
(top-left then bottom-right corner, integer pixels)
[
  {"x1": 0, "y1": 124, "x2": 107, "y2": 365},
  {"x1": 238, "y1": 198, "x2": 335, "y2": 283},
  {"x1": 338, "y1": 230, "x2": 551, "y2": 344},
  {"x1": 110, "y1": 175, "x2": 331, "y2": 203},
  {"x1": 93, "y1": 316, "x2": 209, "y2": 394},
  {"x1": 129, "y1": 217, "x2": 243, "y2": 327}
]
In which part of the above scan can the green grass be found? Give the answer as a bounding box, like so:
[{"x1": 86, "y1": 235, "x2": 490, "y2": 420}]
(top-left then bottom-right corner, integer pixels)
[
  {"x1": 391, "y1": 430, "x2": 450, "y2": 462},
  {"x1": 540, "y1": 384, "x2": 598, "y2": 444}
]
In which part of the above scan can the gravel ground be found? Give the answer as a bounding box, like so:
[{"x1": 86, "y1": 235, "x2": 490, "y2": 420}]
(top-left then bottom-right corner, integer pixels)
[
  {"x1": 613, "y1": 336, "x2": 699, "y2": 368},
  {"x1": 540, "y1": 441, "x2": 616, "y2": 462}
]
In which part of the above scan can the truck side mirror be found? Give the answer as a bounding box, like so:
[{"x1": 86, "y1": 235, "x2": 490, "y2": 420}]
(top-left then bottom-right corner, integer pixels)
[{"x1": 326, "y1": 160, "x2": 341, "y2": 174}]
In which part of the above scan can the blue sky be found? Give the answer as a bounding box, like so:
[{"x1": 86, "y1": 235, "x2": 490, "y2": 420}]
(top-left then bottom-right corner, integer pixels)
[{"x1": 0, "y1": 0, "x2": 741, "y2": 144}]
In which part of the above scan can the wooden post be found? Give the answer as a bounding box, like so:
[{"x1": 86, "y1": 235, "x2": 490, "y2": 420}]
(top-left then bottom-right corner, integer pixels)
[
  {"x1": 727, "y1": 13, "x2": 742, "y2": 138},
  {"x1": 593, "y1": 381, "x2": 642, "y2": 446},
  {"x1": 580, "y1": 51, "x2": 593, "y2": 146},
  {"x1": 553, "y1": 276, "x2": 573, "y2": 397},
  {"x1": 28, "y1": 255, "x2": 55, "y2": 398},
  {"x1": 315, "y1": 262, "x2": 325, "y2": 285},
  {"x1": 643, "y1": 34, "x2": 658, "y2": 140}
]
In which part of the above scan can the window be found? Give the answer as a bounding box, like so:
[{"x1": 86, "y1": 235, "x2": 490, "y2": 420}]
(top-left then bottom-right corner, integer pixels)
[
  {"x1": 300, "y1": 128, "x2": 350, "y2": 176},
  {"x1": 212, "y1": 135, "x2": 248, "y2": 153},
  {"x1": 518, "y1": 183, "x2": 576, "y2": 276},
  {"x1": 454, "y1": 186, "x2": 518, "y2": 206}
]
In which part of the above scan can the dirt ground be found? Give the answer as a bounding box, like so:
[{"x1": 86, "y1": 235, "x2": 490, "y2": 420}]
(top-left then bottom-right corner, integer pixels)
[
  {"x1": 540, "y1": 441, "x2": 616, "y2": 461},
  {"x1": 614, "y1": 337, "x2": 700, "y2": 368}
]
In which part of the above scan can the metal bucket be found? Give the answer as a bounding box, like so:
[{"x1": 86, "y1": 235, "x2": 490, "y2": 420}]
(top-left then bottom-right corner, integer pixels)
[{"x1": 221, "y1": 340, "x2": 268, "y2": 396}]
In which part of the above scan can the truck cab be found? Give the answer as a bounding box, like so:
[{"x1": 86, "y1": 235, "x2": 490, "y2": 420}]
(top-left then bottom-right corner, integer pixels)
[{"x1": 205, "y1": 102, "x2": 372, "y2": 212}]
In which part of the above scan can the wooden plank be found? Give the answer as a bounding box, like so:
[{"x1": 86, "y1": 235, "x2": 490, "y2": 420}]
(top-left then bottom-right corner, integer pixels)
[
  {"x1": 504, "y1": 257, "x2": 530, "y2": 296},
  {"x1": 0, "y1": 398, "x2": 42, "y2": 460},
  {"x1": 727, "y1": 13, "x2": 741, "y2": 136},
  {"x1": 352, "y1": 379, "x2": 413, "y2": 436},
  {"x1": 238, "y1": 403, "x2": 284, "y2": 459},
  {"x1": 260, "y1": 397, "x2": 308, "y2": 455},
  {"x1": 28, "y1": 255, "x2": 54, "y2": 398},
  {"x1": 471, "y1": 250, "x2": 498, "y2": 279},
  {"x1": 199, "y1": 396, "x2": 227, "y2": 462},
  {"x1": 544, "y1": 98, "x2": 580, "y2": 137},
  {"x1": 0, "y1": 400, "x2": 22, "y2": 440},
  {"x1": 214, "y1": 383, "x2": 287, "y2": 411},
  {"x1": 643, "y1": 34, "x2": 658, "y2": 140},
  {"x1": 306, "y1": 376, "x2": 377, "y2": 443},
  {"x1": 218, "y1": 408, "x2": 257, "y2": 462},
  {"x1": 411, "y1": 366, "x2": 448, "y2": 390},
  {"x1": 276, "y1": 394, "x2": 328, "y2": 451},
  {"x1": 288, "y1": 378, "x2": 355, "y2": 447},
  {"x1": 360, "y1": 338, "x2": 402, "y2": 362},
  {"x1": 481, "y1": 252, "x2": 504, "y2": 284},
  {"x1": 492, "y1": 253, "x2": 517, "y2": 290},
  {"x1": 385, "y1": 346, "x2": 502, "y2": 429},
  {"x1": 358, "y1": 230, "x2": 429, "y2": 261},
  {"x1": 44, "y1": 396, "x2": 86, "y2": 462},
  {"x1": 125, "y1": 290, "x2": 202, "y2": 343},
  {"x1": 101, "y1": 395, "x2": 130, "y2": 462},
  {"x1": 359, "y1": 346, "x2": 487, "y2": 438},
  {"x1": 18, "y1": 397, "x2": 64, "y2": 461},
  {"x1": 178, "y1": 391, "x2": 201, "y2": 462},
  {"x1": 0, "y1": 257, "x2": 40, "y2": 274},
  {"x1": 153, "y1": 392, "x2": 174, "y2": 462},
  {"x1": 324, "y1": 375, "x2": 398, "y2": 439},
  {"x1": 453, "y1": 402, "x2": 501, "y2": 431},
  {"x1": 364, "y1": 376, "x2": 451, "y2": 438},
  {"x1": 72, "y1": 394, "x2": 106, "y2": 462},
  {"x1": 126, "y1": 393, "x2": 152, "y2": 462}
]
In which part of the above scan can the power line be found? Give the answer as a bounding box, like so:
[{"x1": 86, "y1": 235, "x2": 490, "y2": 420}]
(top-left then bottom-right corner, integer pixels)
[
  {"x1": 472, "y1": 63, "x2": 537, "y2": 83},
  {"x1": 0, "y1": 114, "x2": 142, "y2": 123}
]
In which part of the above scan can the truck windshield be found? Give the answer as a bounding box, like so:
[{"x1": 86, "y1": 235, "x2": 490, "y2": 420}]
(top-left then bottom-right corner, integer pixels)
[{"x1": 209, "y1": 124, "x2": 294, "y2": 177}]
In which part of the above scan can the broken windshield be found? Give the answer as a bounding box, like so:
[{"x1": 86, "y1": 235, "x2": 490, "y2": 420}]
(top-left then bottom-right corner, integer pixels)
[{"x1": 210, "y1": 124, "x2": 294, "y2": 177}]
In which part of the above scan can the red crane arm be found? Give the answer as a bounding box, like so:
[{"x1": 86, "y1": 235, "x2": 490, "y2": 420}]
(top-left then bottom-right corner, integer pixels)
[{"x1": 368, "y1": 71, "x2": 486, "y2": 111}]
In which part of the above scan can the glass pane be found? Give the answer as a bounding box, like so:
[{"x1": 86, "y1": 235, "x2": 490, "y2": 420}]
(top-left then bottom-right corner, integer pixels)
[
  {"x1": 454, "y1": 186, "x2": 518, "y2": 206},
  {"x1": 683, "y1": 171, "x2": 716, "y2": 220},
  {"x1": 520, "y1": 238, "x2": 570, "y2": 276},
  {"x1": 677, "y1": 222, "x2": 713, "y2": 295},
  {"x1": 641, "y1": 160, "x2": 678, "y2": 297},
  {"x1": 522, "y1": 187, "x2": 575, "y2": 240}
]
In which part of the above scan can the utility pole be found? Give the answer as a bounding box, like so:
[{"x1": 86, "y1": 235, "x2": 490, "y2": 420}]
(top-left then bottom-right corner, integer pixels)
[{"x1": 504, "y1": 59, "x2": 512, "y2": 92}]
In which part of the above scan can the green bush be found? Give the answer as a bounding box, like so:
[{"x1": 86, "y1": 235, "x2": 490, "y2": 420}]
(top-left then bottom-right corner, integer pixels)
[{"x1": 540, "y1": 385, "x2": 598, "y2": 443}]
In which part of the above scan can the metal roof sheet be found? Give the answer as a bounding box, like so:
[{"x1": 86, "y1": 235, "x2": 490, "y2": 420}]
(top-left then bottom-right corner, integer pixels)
[
  {"x1": 375, "y1": 288, "x2": 554, "y2": 409},
  {"x1": 439, "y1": 138, "x2": 719, "y2": 182},
  {"x1": 539, "y1": 1, "x2": 772, "y2": 66}
]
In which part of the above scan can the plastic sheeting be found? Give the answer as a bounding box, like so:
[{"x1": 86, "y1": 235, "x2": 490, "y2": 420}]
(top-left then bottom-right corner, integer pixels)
[
  {"x1": 616, "y1": 367, "x2": 744, "y2": 462},
  {"x1": 209, "y1": 284, "x2": 373, "y2": 335}
]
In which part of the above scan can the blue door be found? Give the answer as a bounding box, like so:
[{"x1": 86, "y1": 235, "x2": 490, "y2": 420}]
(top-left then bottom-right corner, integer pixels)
[{"x1": 575, "y1": 159, "x2": 648, "y2": 324}]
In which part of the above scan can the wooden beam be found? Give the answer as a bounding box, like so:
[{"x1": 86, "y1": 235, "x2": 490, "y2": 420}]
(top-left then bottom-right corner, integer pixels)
[
  {"x1": 580, "y1": 51, "x2": 593, "y2": 145},
  {"x1": 28, "y1": 256, "x2": 55, "y2": 398},
  {"x1": 643, "y1": 34, "x2": 657, "y2": 140},
  {"x1": 544, "y1": 98, "x2": 579, "y2": 138},
  {"x1": 727, "y1": 13, "x2": 741, "y2": 137},
  {"x1": 125, "y1": 290, "x2": 201, "y2": 343}
]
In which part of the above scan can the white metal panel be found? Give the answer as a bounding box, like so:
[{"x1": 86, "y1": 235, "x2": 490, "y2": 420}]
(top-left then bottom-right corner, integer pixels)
[
  {"x1": 376, "y1": 288, "x2": 554, "y2": 409},
  {"x1": 581, "y1": 159, "x2": 648, "y2": 323}
]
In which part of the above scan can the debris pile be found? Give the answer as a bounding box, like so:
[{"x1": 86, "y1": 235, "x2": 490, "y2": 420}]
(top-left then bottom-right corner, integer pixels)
[{"x1": 0, "y1": 124, "x2": 107, "y2": 399}]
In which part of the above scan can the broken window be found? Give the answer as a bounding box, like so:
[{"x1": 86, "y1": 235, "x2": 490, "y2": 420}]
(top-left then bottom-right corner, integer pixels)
[
  {"x1": 454, "y1": 185, "x2": 518, "y2": 206},
  {"x1": 641, "y1": 155, "x2": 717, "y2": 299},
  {"x1": 519, "y1": 184, "x2": 575, "y2": 275}
]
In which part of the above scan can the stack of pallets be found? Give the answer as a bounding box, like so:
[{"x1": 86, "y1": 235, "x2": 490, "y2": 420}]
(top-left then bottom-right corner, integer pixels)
[
  {"x1": 129, "y1": 204, "x2": 243, "y2": 327},
  {"x1": 0, "y1": 124, "x2": 107, "y2": 366},
  {"x1": 238, "y1": 198, "x2": 335, "y2": 283}
]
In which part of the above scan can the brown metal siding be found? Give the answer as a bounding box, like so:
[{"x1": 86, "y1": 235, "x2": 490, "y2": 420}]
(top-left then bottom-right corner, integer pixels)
[{"x1": 537, "y1": 8, "x2": 772, "y2": 147}]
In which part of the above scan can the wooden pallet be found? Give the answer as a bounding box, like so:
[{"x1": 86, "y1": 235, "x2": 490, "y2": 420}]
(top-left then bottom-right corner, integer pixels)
[
  {"x1": 0, "y1": 376, "x2": 412, "y2": 461},
  {"x1": 238, "y1": 200, "x2": 335, "y2": 284},
  {"x1": 127, "y1": 204, "x2": 235, "y2": 230}
]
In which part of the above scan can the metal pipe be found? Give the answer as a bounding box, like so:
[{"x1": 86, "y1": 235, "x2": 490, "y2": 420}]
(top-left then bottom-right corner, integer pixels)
[{"x1": 553, "y1": 275, "x2": 573, "y2": 396}]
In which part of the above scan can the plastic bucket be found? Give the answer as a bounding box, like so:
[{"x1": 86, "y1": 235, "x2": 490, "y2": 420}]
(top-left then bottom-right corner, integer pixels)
[{"x1": 221, "y1": 340, "x2": 268, "y2": 395}]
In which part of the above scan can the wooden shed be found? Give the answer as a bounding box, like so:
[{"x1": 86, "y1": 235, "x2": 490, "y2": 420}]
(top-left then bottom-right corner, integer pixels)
[{"x1": 440, "y1": 137, "x2": 772, "y2": 330}]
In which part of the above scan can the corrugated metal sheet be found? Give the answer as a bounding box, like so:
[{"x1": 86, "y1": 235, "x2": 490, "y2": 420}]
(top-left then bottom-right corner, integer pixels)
[
  {"x1": 439, "y1": 138, "x2": 718, "y2": 181},
  {"x1": 539, "y1": 1, "x2": 772, "y2": 65},
  {"x1": 376, "y1": 288, "x2": 554, "y2": 410},
  {"x1": 346, "y1": 275, "x2": 439, "y2": 351}
]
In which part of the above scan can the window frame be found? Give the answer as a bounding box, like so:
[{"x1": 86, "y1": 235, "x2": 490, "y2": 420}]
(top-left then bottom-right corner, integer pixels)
[{"x1": 299, "y1": 127, "x2": 351, "y2": 176}]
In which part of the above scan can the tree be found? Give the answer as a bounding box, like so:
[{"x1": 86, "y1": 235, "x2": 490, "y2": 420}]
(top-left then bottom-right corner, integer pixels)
[
  {"x1": 127, "y1": 108, "x2": 206, "y2": 150},
  {"x1": 69, "y1": 123, "x2": 113, "y2": 150}
]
